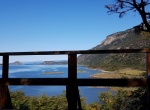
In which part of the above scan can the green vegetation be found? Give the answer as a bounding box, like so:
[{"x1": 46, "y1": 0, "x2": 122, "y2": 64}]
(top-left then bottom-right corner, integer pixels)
[
  {"x1": 116, "y1": 69, "x2": 146, "y2": 76},
  {"x1": 10, "y1": 90, "x2": 90, "y2": 110},
  {"x1": 98, "y1": 88, "x2": 147, "y2": 110},
  {"x1": 9, "y1": 88, "x2": 147, "y2": 110},
  {"x1": 10, "y1": 91, "x2": 68, "y2": 110},
  {"x1": 91, "y1": 68, "x2": 145, "y2": 79},
  {"x1": 78, "y1": 30, "x2": 150, "y2": 71}
]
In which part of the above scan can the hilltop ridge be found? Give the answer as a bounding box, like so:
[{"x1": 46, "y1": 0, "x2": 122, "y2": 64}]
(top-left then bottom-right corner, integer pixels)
[{"x1": 78, "y1": 28, "x2": 150, "y2": 71}]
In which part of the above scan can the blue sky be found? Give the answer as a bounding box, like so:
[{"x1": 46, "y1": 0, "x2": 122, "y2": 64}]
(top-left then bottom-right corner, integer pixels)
[{"x1": 0, "y1": 0, "x2": 146, "y2": 62}]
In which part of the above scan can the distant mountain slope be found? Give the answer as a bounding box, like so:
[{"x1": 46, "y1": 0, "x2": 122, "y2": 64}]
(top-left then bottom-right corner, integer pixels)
[{"x1": 77, "y1": 28, "x2": 150, "y2": 71}]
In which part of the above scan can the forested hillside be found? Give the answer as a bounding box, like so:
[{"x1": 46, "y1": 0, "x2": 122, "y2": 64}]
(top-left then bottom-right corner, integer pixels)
[{"x1": 78, "y1": 28, "x2": 150, "y2": 71}]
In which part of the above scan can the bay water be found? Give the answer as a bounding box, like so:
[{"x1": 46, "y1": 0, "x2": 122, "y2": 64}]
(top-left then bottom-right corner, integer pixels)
[{"x1": 0, "y1": 63, "x2": 109, "y2": 104}]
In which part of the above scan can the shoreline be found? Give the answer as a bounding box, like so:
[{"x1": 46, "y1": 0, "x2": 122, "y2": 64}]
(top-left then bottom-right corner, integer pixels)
[
  {"x1": 89, "y1": 67, "x2": 145, "y2": 79},
  {"x1": 90, "y1": 72, "x2": 144, "y2": 79}
]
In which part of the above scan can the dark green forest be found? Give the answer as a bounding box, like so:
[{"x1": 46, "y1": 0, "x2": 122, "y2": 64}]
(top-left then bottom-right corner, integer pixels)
[{"x1": 10, "y1": 88, "x2": 147, "y2": 110}]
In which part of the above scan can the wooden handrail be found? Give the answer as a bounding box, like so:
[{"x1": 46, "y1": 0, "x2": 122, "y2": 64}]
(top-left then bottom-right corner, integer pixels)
[
  {"x1": 0, "y1": 78, "x2": 147, "y2": 87},
  {"x1": 0, "y1": 48, "x2": 150, "y2": 56},
  {"x1": 0, "y1": 49, "x2": 150, "y2": 110}
]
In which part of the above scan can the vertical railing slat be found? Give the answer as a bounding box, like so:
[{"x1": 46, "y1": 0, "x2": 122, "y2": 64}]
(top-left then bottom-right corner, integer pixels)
[
  {"x1": 0, "y1": 55, "x2": 13, "y2": 109},
  {"x1": 2, "y1": 55, "x2": 9, "y2": 78},
  {"x1": 147, "y1": 53, "x2": 150, "y2": 110},
  {"x1": 67, "y1": 54, "x2": 78, "y2": 110},
  {"x1": 147, "y1": 53, "x2": 150, "y2": 76}
]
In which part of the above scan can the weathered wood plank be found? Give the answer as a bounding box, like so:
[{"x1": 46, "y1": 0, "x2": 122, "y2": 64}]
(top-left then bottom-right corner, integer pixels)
[
  {"x1": 0, "y1": 55, "x2": 13, "y2": 109},
  {"x1": 77, "y1": 78, "x2": 147, "y2": 87},
  {"x1": 2, "y1": 55, "x2": 9, "y2": 78},
  {"x1": 0, "y1": 78, "x2": 68, "y2": 85},
  {"x1": 147, "y1": 53, "x2": 150, "y2": 75},
  {"x1": 0, "y1": 78, "x2": 146, "y2": 87},
  {"x1": 146, "y1": 53, "x2": 150, "y2": 109},
  {"x1": 0, "y1": 49, "x2": 149, "y2": 56},
  {"x1": 67, "y1": 54, "x2": 78, "y2": 110}
]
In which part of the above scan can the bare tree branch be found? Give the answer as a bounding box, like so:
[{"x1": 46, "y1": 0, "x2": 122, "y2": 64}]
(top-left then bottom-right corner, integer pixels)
[{"x1": 105, "y1": 0, "x2": 150, "y2": 32}]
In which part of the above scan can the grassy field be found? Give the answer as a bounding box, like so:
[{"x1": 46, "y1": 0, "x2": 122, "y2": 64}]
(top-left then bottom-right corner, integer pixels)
[
  {"x1": 90, "y1": 68, "x2": 145, "y2": 91},
  {"x1": 115, "y1": 68, "x2": 146, "y2": 76},
  {"x1": 90, "y1": 68, "x2": 146, "y2": 79}
]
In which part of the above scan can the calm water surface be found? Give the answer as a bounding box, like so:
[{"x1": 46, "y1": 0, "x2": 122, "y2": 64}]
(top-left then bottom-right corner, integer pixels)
[{"x1": 0, "y1": 64, "x2": 109, "y2": 104}]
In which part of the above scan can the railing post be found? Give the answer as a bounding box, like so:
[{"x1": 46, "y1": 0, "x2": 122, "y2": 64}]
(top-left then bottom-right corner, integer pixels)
[
  {"x1": 67, "y1": 54, "x2": 78, "y2": 110},
  {"x1": 0, "y1": 55, "x2": 13, "y2": 109},
  {"x1": 147, "y1": 53, "x2": 150, "y2": 110}
]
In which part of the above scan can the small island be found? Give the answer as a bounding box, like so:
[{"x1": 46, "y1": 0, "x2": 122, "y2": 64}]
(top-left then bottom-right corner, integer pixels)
[
  {"x1": 43, "y1": 71, "x2": 64, "y2": 74},
  {"x1": 77, "y1": 70, "x2": 86, "y2": 73},
  {"x1": 10, "y1": 61, "x2": 22, "y2": 65},
  {"x1": 41, "y1": 61, "x2": 68, "y2": 65}
]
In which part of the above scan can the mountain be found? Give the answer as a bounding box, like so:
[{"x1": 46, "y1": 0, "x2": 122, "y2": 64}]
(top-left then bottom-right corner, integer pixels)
[
  {"x1": 41, "y1": 61, "x2": 68, "y2": 65},
  {"x1": 77, "y1": 28, "x2": 150, "y2": 71},
  {"x1": 10, "y1": 61, "x2": 22, "y2": 65}
]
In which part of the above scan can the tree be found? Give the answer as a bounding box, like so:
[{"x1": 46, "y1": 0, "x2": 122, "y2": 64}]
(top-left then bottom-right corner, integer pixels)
[
  {"x1": 98, "y1": 88, "x2": 146, "y2": 110},
  {"x1": 105, "y1": 0, "x2": 150, "y2": 32},
  {"x1": 99, "y1": 92, "x2": 114, "y2": 110}
]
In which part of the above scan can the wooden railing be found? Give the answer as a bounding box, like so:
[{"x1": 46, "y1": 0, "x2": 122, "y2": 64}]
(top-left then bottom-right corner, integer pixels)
[{"x1": 0, "y1": 49, "x2": 150, "y2": 110}]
